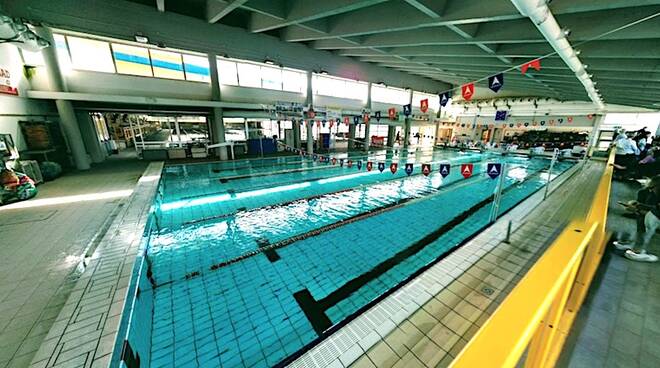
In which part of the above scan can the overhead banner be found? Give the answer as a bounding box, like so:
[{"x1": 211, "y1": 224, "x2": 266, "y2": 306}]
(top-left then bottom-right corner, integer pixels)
[
  {"x1": 367, "y1": 161, "x2": 373, "y2": 171},
  {"x1": 440, "y1": 92, "x2": 450, "y2": 107},
  {"x1": 357, "y1": 160, "x2": 363, "y2": 170},
  {"x1": 461, "y1": 83, "x2": 474, "y2": 101},
  {"x1": 403, "y1": 104, "x2": 412, "y2": 117},
  {"x1": 521, "y1": 59, "x2": 541, "y2": 74},
  {"x1": 388, "y1": 107, "x2": 397, "y2": 120},
  {"x1": 375, "y1": 111, "x2": 381, "y2": 121},
  {"x1": 420, "y1": 99, "x2": 429, "y2": 113},
  {"x1": 378, "y1": 162, "x2": 385, "y2": 172},
  {"x1": 390, "y1": 162, "x2": 398, "y2": 174}
]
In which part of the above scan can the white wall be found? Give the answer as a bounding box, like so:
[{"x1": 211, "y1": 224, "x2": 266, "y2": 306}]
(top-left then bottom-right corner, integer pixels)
[{"x1": 0, "y1": 44, "x2": 56, "y2": 151}]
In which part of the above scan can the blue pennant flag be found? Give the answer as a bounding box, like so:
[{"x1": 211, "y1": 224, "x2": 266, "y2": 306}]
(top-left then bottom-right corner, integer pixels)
[
  {"x1": 439, "y1": 163, "x2": 451, "y2": 177},
  {"x1": 357, "y1": 160, "x2": 363, "y2": 170},
  {"x1": 405, "y1": 163, "x2": 413, "y2": 176},
  {"x1": 488, "y1": 73, "x2": 504, "y2": 93},
  {"x1": 495, "y1": 110, "x2": 507, "y2": 121},
  {"x1": 353, "y1": 116, "x2": 359, "y2": 124},
  {"x1": 440, "y1": 92, "x2": 450, "y2": 107},
  {"x1": 403, "y1": 104, "x2": 412, "y2": 116},
  {"x1": 313, "y1": 154, "x2": 318, "y2": 161},
  {"x1": 339, "y1": 158, "x2": 344, "y2": 167},
  {"x1": 375, "y1": 111, "x2": 381, "y2": 121},
  {"x1": 378, "y1": 162, "x2": 385, "y2": 172},
  {"x1": 487, "y1": 163, "x2": 502, "y2": 179}
]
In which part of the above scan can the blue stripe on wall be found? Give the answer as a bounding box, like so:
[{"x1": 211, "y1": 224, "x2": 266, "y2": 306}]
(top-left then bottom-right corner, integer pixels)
[
  {"x1": 184, "y1": 63, "x2": 210, "y2": 76},
  {"x1": 113, "y1": 51, "x2": 209, "y2": 77}
]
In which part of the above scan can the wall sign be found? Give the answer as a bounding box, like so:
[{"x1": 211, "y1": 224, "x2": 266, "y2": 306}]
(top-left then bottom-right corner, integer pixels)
[{"x1": 0, "y1": 68, "x2": 18, "y2": 95}]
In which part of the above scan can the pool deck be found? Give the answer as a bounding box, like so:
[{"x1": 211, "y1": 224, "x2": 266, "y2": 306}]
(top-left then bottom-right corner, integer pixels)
[
  {"x1": 20, "y1": 161, "x2": 162, "y2": 368},
  {"x1": 287, "y1": 160, "x2": 604, "y2": 368},
  {"x1": 0, "y1": 157, "x2": 147, "y2": 368}
]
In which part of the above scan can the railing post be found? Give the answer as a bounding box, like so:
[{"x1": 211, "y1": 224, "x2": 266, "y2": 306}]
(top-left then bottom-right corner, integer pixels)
[
  {"x1": 489, "y1": 162, "x2": 507, "y2": 223},
  {"x1": 544, "y1": 149, "x2": 558, "y2": 200}
]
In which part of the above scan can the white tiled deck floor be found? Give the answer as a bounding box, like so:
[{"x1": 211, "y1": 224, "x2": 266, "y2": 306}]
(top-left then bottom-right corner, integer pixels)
[
  {"x1": 0, "y1": 157, "x2": 147, "y2": 368},
  {"x1": 288, "y1": 160, "x2": 604, "y2": 368}
]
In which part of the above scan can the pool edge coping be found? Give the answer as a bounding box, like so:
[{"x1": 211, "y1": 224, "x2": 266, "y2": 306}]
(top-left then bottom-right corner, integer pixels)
[{"x1": 28, "y1": 161, "x2": 164, "y2": 368}]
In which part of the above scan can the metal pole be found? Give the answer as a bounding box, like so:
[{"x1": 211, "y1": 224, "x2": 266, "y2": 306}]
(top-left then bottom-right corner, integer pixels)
[
  {"x1": 489, "y1": 162, "x2": 507, "y2": 223},
  {"x1": 544, "y1": 148, "x2": 558, "y2": 200},
  {"x1": 259, "y1": 136, "x2": 264, "y2": 158},
  {"x1": 504, "y1": 220, "x2": 512, "y2": 243}
]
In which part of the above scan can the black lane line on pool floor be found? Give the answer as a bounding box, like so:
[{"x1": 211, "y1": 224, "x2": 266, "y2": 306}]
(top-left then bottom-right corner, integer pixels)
[
  {"x1": 290, "y1": 165, "x2": 549, "y2": 336},
  {"x1": 275, "y1": 163, "x2": 571, "y2": 368}
]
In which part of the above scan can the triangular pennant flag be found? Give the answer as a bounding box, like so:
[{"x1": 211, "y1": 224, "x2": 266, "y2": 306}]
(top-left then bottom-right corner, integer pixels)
[
  {"x1": 353, "y1": 116, "x2": 359, "y2": 124},
  {"x1": 462, "y1": 83, "x2": 474, "y2": 101},
  {"x1": 388, "y1": 107, "x2": 396, "y2": 120},
  {"x1": 461, "y1": 163, "x2": 473, "y2": 178},
  {"x1": 378, "y1": 162, "x2": 385, "y2": 172},
  {"x1": 488, "y1": 73, "x2": 504, "y2": 93},
  {"x1": 347, "y1": 160, "x2": 353, "y2": 168},
  {"x1": 420, "y1": 99, "x2": 429, "y2": 113},
  {"x1": 357, "y1": 160, "x2": 363, "y2": 170},
  {"x1": 339, "y1": 158, "x2": 344, "y2": 167},
  {"x1": 440, "y1": 92, "x2": 450, "y2": 107},
  {"x1": 422, "y1": 163, "x2": 431, "y2": 176},
  {"x1": 331, "y1": 157, "x2": 337, "y2": 165},
  {"x1": 439, "y1": 163, "x2": 450, "y2": 177},
  {"x1": 405, "y1": 163, "x2": 413, "y2": 176},
  {"x1": 389, "y1": 162, "x2": 397, "y2": 174},
  {"x1": 403, "y1": 104, "x2": 412, "y2": 116},
  {"x1": 367, "y1": 161, "x2": 373, "y2": 171},
  {"x1": 521, "y1": 59, "x2": 541, "y2": 74},
  {"x1": 363, "y1": 113, "x2": 370, "y2": 123},
  {"x1": 487, "y1": 163, "x2": 501, "y2": 179},
  {"x1": 375, "y1": 111, "x2": 381, "y2": 121},
  {"x1": 343, "y1": 116, "x2": 349, "y2": 125}
]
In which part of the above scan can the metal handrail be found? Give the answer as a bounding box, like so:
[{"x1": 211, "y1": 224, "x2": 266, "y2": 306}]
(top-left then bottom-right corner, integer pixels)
[{"x1": 451, "y1": 148, "x2": 615, "y2": 368}]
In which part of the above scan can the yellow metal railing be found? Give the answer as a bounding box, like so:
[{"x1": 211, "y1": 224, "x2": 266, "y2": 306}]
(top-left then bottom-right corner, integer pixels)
[{"x1": 451, "y1": 150, "x2": 615, "y2": 368}]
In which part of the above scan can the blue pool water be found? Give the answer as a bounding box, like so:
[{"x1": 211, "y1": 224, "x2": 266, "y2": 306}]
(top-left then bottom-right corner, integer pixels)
[{"x1": 127, "y1": 149, "x2": 574, "y2": 368}]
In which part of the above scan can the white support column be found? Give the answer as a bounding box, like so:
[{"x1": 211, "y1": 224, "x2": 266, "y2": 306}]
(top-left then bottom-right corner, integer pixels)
[
  {"x1": 364, "y1": 82, "x2": 372, "y2": 152},
  {"x1": 306, "y1": 71, "x2": 314, "y2": 155},
  {"x1": 208, "y1": 52, "x2": 228, "y2": 160},
  {"x1": 403, "y1": 89, "x2": 413, "y2": 149},
  {"x1": 36, "y1": 26, "x2": 90, "y2": 170}
]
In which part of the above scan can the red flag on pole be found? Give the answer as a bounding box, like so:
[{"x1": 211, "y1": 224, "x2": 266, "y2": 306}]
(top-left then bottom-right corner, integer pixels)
[
  {"x1": 461, "y1": 83, "x2": 474, "y2": 101},
  {"x1": 521, "y1": 59, "x2": 541, "y2": 74},
  {"x1": 388, "y1": 107, "x2": 396, "y2": 120}
]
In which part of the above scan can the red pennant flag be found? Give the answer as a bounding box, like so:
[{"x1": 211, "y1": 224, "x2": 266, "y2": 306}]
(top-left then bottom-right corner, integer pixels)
[
  {"x1": 329, "y1": 120, "x2": 334, "y2": 128},
  {"x1": 521, "y1": 59, "x2": 541, "y2": 74},
  {"x1": 422, "y1": 163, "x2": 431, "y2": 176},
  {"x1": 388, "y1": 107, "x2": 396, "y2": 120},
  {"x1": 316, "y1": 120, "x2": 320, "y2": 128},
  {"x1": 390, "y1": 163, "x2": 398, "y2": 174},
  {"x1": 343, "y1": 116, "x2": 349, "y2": 125},
  {"x1": 461, "y1": 83, "x2": 474, "y2": 101},
  {"x1": 460, "y1": 163, "x2": 473, "y2": 178},
  {"x1": 363, "y1": 113, "x2": 370, "y2": 124},
  {"x1": 367, "y1": 161, "x2": 373, "y2": 171},
  {"x1": 420, "y1": 99, "x2": 429, "y2": 113}
]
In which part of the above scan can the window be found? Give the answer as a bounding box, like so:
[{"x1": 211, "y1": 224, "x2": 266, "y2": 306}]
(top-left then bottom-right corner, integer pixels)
[
  {"x1": 67, "y1": 36, "x2": 115, "y2": 73},
  {"x1": 53, "y1": 34, "x2": 72, "y2": 71},
  {"x1": 237, "y1": 63, "x2": 261, "y2": 88},
  {"x1": 183, "y1": 54, "x2": 210, "y2": 82},
  {"x1": 282, "y1": 69, "x2": 306, "y2": 93},
  {"x1": 313, "y1": 74, "x2": 368, "y2": 100},
  {"x1": 112, "y1": 43, "x2": 152, "y2": 77},
  {"x1": 217, "y1": 59, "x2": 238, "y2": 86},
  {"x1": 260, "y1": 66, "x2": 282, "y2": 90},
  {"x1": 150, "y1": 49, "x2": 184, "y2": 80},
  {"x1": 372, "y1": 85, "x2": 410, "y2": 105}
]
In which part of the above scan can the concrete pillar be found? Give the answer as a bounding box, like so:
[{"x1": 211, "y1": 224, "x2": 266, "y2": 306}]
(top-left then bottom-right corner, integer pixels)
[
  {"x1": 305, "y1": 71, "x2": 314, "y2": 155},
  {"x1": 77, "y1": 112, "x2": 105, "y2": 163},
  {"x1": 348, "y1": 123, "x2": 356, "y2": 150},
  {"x1": 293, "y1": 119, "x2": 301, "y2": 148},
  {"x1": 403, "y1": 89, "x2": 413, "y2": 149},
  {"x1": 387, "y1": 125, "x2": 396, "y2": 147},
  {"x1": 208, "y1": 52, "x2": 228, "y2": 160},
  {"x1": 364, "y1": 82, "x2": 372, "y2": 152},
  {"x1": 36, "y1": 27, "x2": 90, "y2": 170},
  {"x1": 586, "y1": 114, "x2": 605, "y2": 154}
]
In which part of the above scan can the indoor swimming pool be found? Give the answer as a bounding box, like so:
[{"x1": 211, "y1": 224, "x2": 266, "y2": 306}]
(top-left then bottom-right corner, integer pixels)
[{"x1": 121, "y1": 149, "x2": 576, "y2": 368}]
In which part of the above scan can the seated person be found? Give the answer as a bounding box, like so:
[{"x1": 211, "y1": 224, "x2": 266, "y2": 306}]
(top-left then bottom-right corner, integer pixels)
[
  {"x1": 614, "y1": 175, "x2": 660, "y2": 262},
  {"x1": 0, "y1": 169, "x2": 38, "y2": 205}
]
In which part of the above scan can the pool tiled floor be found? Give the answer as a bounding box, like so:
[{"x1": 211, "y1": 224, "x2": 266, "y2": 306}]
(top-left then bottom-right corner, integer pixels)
[
  {"x1": 0, "y1": 157, "x2": 147, "y2": 368},
  {"x1": 288, "y1": 160, "x2": 603, "y2": 368}
]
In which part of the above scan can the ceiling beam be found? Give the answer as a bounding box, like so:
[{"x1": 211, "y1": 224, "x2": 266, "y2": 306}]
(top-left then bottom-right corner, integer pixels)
[
  {"x1": 249, "y1": 0, "x2": 388, "y2": 33},
  {"x1": 206, "y1": 0, "x2": 249, "y2": 23}
]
